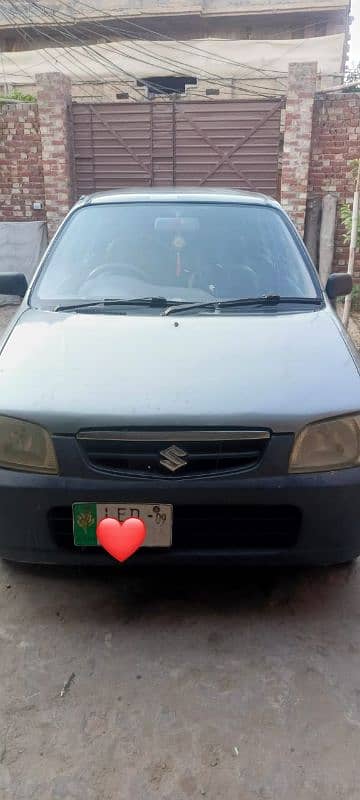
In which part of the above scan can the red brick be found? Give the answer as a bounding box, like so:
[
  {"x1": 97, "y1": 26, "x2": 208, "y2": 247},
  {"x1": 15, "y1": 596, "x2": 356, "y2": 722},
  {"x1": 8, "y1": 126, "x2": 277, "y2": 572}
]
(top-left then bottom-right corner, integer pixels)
[
  {"x1": 280, "y1": 62, "x2": 317, "y2": 236},
  {"x1": 0, "y1": 103, "x2": 45, "y2": 223},
  {"x1": 36, "y1": 72, "x2": 74, "y2": 237},
  {"x1": 308, "y1": 93, "x2": 360, "y2": 275}
]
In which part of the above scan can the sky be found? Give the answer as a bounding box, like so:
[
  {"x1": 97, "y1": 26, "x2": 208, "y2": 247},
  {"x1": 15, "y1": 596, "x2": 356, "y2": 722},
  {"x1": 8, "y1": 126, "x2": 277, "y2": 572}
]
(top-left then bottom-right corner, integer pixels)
[{"x1": 349, "y1": 0, "x2": 360, "y2": 64}]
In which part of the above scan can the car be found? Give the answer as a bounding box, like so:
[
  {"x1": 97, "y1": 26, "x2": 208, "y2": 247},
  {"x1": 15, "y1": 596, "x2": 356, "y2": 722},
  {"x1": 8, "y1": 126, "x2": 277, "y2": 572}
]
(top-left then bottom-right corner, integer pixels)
[{"x1": 0, "y1": 188, "x2": 358, "y2": 567}]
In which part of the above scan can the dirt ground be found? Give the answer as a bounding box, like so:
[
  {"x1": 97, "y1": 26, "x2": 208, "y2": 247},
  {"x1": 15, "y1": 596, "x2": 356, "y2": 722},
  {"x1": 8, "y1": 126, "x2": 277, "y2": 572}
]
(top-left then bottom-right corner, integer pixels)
[
  {"x1": 349, "y1": 312, "x2": 360, "y2": 349},
  {"x1": 1, "y1": 305, "x2": 360, "y2": 800},
  {"x1": 0, "y1": 305, "x2": 19, "y2": 332}
]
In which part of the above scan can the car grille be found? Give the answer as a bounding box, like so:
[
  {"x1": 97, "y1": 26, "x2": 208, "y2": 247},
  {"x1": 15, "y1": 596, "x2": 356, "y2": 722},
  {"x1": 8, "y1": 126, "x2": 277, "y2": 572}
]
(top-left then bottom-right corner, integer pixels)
[
  {"x1": 77, "y1": 430, "x2": 270, "y2": 477},
  {"x1": 48, "y1": 505, "x2": 301, "y2": 553}
]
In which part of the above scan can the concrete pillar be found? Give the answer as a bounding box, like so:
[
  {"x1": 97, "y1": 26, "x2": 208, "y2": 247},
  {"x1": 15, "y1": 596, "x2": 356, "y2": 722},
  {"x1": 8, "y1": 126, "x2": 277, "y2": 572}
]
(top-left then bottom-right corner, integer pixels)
[
  {"x1": 36, "y1": 72, "x2": 75, "y2": 239},
  {"x1": 319, "y1": 193, "x2": 337, "y2": 286},
  {"x1": 281, "y1": 62, "x2": 317, "y2": 237}
]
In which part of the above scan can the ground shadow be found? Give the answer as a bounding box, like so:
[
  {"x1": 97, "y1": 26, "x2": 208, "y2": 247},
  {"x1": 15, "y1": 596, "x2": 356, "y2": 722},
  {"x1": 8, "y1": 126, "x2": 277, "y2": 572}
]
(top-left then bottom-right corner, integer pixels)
[{"x1": 3, "y1": 559, "x2": 357, "y2": 628}]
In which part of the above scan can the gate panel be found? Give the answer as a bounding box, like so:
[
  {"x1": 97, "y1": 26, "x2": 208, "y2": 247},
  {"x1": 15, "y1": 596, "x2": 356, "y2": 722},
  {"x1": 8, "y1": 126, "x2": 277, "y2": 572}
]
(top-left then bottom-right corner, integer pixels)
[
  {"x1": 73, "y1": 103, "x2": 153, "y2": 196},
  {"x1": 151, "y1": 103, "x2": 175, "y2": 187},
  {"x1": 174, "y1": 100, "x2": 282, "y2": 196},
  {"x1": 73, "y1": 99, "x2": 282, "y2": 199}
]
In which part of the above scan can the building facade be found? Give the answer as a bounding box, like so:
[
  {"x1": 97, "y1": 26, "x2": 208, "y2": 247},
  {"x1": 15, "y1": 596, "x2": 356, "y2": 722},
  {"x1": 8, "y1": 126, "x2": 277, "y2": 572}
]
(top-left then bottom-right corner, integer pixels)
[{"x1": 0, "y1": 0, "x2": 352, "y2": 101}]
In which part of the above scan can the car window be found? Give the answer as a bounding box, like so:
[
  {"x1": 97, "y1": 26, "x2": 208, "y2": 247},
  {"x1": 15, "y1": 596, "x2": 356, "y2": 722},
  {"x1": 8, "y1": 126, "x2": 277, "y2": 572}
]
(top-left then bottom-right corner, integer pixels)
[{"x1": 32, "y1": 202, "x2": 319, "y2": 305}]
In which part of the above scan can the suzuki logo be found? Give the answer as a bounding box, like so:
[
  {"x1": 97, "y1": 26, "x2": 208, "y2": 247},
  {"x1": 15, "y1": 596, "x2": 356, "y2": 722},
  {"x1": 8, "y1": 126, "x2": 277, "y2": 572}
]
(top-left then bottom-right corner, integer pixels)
[{"x1": 160, "y1": 445, "x2": 188, "y2": 473}]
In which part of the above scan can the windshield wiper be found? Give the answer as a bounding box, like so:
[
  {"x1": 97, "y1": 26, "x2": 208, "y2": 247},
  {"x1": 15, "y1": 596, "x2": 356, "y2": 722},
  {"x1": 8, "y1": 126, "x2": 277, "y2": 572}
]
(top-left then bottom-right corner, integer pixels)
[
  {"x1": 54, "y1": 297, "x2": 178, "y2": 312},
  {"x1": 163, "y1": 295, "x2": 323, "y2": 316},
  {"x1": 54, "y1": 294, "x2": 322, "y2": 314}
]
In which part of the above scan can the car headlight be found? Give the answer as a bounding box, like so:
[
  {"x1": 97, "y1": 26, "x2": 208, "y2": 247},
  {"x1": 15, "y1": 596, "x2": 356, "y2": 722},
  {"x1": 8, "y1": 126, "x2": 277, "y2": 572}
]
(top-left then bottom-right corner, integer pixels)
[
  {"x1": 0, "y1": 416, "x2": 58, "y2": 474},
  {"x1": 289, "y1": 414, "x2": 360, "y2": 473}
]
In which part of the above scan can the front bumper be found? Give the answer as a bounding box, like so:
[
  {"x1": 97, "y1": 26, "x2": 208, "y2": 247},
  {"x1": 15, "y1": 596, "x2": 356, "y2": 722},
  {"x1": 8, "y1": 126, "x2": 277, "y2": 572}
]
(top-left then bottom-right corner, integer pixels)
[{"x1": 0, "y1": 442, "x2": 359, "y2": 565}]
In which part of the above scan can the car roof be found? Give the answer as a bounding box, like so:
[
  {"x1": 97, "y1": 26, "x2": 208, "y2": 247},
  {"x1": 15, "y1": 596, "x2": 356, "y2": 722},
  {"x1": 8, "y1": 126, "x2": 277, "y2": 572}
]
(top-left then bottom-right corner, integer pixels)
[{"x1": 76, "y1": 188, "x2": 280, "y2": 208}]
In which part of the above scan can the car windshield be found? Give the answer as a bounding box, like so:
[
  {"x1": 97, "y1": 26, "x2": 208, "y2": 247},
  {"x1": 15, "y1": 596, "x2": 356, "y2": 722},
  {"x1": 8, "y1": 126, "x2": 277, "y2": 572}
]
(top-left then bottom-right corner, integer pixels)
[{"x1": 32, "y1": 202, "x2": 319, "y2": 307}]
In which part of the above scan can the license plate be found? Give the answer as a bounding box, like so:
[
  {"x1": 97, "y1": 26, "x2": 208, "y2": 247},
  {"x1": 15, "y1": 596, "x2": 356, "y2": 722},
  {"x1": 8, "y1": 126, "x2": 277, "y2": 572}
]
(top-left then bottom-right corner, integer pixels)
[{"x1": 73, "y1": 503, "x2": 173, "y2": 547}]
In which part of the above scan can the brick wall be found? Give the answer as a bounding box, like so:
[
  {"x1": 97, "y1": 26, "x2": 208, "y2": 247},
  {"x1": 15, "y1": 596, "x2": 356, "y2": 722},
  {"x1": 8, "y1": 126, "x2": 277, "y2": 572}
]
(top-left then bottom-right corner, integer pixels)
[
  {"x1": 0, "y1": 75, "x2": 75, "y2": 238},
  {"x1": 0, "y1": 102, "x2": 45, "y2": 222},
  {"x1": 308, "y1": 92, "x2": 360, "y2": 278},
  {"x1": 280, "y1": 62, "x2": 317, "y2": 236}
]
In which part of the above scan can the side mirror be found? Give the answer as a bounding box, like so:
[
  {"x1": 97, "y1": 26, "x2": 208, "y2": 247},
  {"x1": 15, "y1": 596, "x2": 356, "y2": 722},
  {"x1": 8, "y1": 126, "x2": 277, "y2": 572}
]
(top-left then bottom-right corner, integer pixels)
[
  {"x1": 0, "y1": 273, "x2": 28, "y2": 298},
  {"x1": 326, "y1": 272, "x2": 353, "y2": 300}
]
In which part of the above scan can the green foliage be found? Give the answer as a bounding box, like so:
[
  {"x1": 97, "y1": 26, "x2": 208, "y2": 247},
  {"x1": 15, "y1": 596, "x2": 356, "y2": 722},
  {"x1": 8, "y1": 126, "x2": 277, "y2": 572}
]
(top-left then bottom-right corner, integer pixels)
[
  {"x1": 336, "y1": 285, "x2": 360, "y2": 312},
  {"x1": 344, "y1": 61, "x2": 360, "y2": 89},
  {"x1": 349, "y1": 284, "x2": 360, "y2": 312},
  {"x1": 349, "y1": 159, "x2": 360, "y2": 180},
  {"x1": 0, "y1": 89, "x2": 36, "y2": 103},
  {"x1": 340, "y1": 203, "x2": 360, "y2": 249}
]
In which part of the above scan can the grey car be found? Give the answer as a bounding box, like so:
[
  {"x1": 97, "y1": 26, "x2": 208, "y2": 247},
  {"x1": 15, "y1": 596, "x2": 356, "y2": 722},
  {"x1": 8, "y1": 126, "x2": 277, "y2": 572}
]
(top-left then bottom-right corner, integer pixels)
[{"x1": 0, "y1": 189, "x2": 358, "y2": 566}]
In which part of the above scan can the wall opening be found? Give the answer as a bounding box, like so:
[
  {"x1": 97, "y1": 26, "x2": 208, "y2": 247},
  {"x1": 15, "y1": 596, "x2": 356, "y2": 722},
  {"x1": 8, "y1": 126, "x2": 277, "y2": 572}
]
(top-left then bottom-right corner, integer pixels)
[{"x1": 137, "y1": 75, "x2": 197, "y2": 96}]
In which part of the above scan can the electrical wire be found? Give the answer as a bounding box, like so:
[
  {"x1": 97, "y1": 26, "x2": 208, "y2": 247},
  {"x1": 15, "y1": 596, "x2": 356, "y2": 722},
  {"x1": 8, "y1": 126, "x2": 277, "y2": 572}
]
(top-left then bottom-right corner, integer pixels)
[
  {"x1": 6, "y1": 0, "x2": 343, "y2": 106},
  {"x1": 28, "y1": 0, "x2": 343, "y2": 80},
  {"x1": 10, "y1": 0, "x2": 288, "y2": 95},
  {"x1": 2, "y1": 0, "x2": 290, "y2": 102},
  {"x1": 1, "y1": 7, "x2": 123, "y2": 101},
  {"x1": 3, "y1": 0, "x2": 149, "y2": 100},
  {"x1": 3, "y1": 1, "x2": 194, "y2": 100},
  {"x1": 2, "y1": 0, "x2": 345, "y2": 54},
  {"x1": 22, "y1": 0, "x2": 286, "y2": 98},
  {"x1": 31, "y1": 0, "x2": 289, "y2": 85},
  {"x1": 2, "y1": 48, "x2": 125, "y2": 103},
  {"x1": 3, "y1": 4, "x2": 282, "y2": 102},
  {"x1": 0, "y1": 2, "x2": 33, "y2": 44},
  {"x1": 27, "y1": 0, "x2": 312, "y2": 75},
  {"x1": 51, "y1": 0, "x2": 346, "y2": 43}
]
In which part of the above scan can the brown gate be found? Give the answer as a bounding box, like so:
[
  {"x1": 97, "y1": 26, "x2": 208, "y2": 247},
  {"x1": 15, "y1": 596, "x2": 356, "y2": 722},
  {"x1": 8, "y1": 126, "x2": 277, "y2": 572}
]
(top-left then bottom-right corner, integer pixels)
[{"x1": 73, "y1": 98, "x2": 283, "y2": 199}]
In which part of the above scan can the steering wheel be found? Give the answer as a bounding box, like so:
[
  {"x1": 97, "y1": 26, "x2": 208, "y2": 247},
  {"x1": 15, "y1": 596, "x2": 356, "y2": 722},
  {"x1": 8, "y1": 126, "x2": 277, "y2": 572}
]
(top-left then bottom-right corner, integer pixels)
[
  {"x1": 190, "y1": 263, "x2": 260, "y2": 294},
  {"x1": 236, "y1": 265, "x2": 261, "y2": 291},
  {"x1": 86, "y1": 262, "x2": 149, "y2": 283}
]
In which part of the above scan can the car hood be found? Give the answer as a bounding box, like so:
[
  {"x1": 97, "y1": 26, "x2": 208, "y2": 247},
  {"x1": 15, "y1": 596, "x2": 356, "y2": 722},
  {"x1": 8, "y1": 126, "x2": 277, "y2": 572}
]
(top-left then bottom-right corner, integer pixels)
[{"x1": 0, "y1": 307, "x2": 358, "y2": 434}]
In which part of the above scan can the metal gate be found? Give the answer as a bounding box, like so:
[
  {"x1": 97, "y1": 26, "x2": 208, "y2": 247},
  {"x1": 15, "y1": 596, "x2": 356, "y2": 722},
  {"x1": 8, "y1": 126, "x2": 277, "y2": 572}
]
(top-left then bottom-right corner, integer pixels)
[{"x1": 73, "y1": 99, "x2": 283, "y2": 199}]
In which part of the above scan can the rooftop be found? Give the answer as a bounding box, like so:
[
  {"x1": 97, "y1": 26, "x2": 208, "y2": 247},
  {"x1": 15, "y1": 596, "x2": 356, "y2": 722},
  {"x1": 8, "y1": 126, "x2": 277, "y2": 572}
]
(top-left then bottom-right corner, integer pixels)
[
  {"x1": 0, "y1": 0, "x2": 350, "y2": 54},
  {"x1": 0, "y1": 0, "x2": 350, "y2": 28},
  {"x1": 79, "y1": 188, "x2": 279, "y2": 207}
]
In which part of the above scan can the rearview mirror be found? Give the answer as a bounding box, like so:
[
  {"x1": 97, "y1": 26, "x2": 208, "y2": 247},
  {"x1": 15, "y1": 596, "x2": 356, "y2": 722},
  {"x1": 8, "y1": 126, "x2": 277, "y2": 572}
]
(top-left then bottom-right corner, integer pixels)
[
  {"x1": 326, "y1": 272, "x2": 352, "y2": 300},
  {"x1": 155, "y1": 217, "x2": 200, "y2": 233},
  {"x1": 0, "y1": 273, "x2": 28, "y2": 298}
]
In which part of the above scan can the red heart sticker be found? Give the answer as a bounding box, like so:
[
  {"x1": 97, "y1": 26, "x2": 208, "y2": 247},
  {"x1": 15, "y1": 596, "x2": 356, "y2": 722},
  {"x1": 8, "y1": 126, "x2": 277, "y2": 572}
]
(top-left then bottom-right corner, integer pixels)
[{"x1": 97, "y1": 517, "x2": 146, "y2": 562}]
